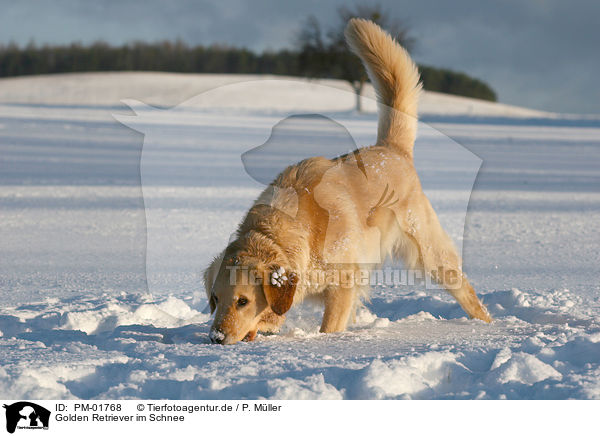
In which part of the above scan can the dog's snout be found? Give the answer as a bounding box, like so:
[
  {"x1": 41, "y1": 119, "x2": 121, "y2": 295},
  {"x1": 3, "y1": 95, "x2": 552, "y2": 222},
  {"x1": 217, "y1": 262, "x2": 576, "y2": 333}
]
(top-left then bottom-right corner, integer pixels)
[{"x1": 209, "y1": 328, "x2": 226, "y2": 344}]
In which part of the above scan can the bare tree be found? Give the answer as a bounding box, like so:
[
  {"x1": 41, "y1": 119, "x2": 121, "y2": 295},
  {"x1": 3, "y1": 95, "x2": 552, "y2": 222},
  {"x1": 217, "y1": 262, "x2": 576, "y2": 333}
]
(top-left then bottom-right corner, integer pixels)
[{"x1": 297, "y1": 4, "x2": 415, "y2": 112}]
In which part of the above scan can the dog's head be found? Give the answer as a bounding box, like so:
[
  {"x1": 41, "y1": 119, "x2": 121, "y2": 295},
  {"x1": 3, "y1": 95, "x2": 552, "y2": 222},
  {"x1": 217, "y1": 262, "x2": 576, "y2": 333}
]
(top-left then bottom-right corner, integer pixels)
[{"x1": 204, "y1": 251, "x2": 298, "y2": 345}]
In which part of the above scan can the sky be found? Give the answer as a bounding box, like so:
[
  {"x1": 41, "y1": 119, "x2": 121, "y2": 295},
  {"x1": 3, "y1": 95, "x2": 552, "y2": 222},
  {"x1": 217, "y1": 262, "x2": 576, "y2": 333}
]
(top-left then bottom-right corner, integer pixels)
[{"x1": 0, "y1": 0, "x2": 598, "y2": 114}]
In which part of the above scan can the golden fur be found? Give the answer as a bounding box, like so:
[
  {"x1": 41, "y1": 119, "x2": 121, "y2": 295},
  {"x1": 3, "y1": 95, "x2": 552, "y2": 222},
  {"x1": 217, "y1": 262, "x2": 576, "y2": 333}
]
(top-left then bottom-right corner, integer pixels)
[{"x1": 204, "y1": 18, "x2": 491, "y2": 345}]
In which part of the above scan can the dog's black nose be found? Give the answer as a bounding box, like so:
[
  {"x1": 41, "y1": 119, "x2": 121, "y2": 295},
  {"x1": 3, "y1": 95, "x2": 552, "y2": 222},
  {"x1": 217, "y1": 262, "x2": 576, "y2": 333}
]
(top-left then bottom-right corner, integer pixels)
[{"x1": 209, "y1": 328, "x2": 225, "y2": 344}]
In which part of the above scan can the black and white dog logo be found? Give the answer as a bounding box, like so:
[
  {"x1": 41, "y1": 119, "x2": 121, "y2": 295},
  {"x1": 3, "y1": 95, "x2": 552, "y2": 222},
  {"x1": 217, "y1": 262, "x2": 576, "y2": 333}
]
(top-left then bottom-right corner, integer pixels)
[{"x1": 3, "y1": 402, "x2": 50, "y2": 434}]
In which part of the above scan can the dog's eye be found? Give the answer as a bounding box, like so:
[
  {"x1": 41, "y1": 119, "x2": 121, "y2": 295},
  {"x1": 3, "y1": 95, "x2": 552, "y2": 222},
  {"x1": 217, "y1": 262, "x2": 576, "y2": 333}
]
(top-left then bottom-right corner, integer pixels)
[{"x1": 237, "y1": 297, "x2": 249, "y2": 307}]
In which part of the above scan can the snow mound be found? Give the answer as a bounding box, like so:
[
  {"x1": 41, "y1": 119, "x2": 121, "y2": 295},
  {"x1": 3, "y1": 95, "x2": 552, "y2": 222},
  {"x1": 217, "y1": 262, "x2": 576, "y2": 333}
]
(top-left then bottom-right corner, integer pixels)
[
  {"x1": 0, "y1": 340, "x2": 129, "y2": 399},
  {"x1": 358, "y1": 352, "x2": 467, "y2": 399},
  {"x1": 61, "y1": 295, "x2": 208, "y2": 334},
  {"x1": 267, "y1": 374, "x2": 343, "y2": 400},
  {"x1": 489, "y1": 348, "x2": 562, "y2": 385}
]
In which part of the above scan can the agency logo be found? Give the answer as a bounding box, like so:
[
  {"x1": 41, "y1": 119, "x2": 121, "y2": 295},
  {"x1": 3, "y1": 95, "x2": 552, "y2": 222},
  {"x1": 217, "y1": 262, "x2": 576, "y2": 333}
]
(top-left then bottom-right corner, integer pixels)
[{"x1": 3, "y1": 402, "x2": 50, "y2": 434}]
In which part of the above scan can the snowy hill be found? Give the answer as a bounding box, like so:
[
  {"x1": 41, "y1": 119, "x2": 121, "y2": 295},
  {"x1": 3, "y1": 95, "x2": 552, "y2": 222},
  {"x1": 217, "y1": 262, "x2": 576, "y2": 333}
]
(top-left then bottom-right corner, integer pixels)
[
  {"x1": 1, "y1": 72, "x2": 599, "y2": 400},
  {"x1": 0, "y1": 71, "x2": 553, "y2": 118}
]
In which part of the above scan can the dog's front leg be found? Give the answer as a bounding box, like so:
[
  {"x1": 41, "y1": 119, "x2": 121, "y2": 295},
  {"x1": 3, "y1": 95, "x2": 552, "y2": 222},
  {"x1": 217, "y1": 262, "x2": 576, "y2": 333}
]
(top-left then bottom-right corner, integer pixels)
[
  {"x1": 257, "y1": 311, "x2": 286, "y2": 334},
  {"x1": 320, "y1": 285, "x2": 356, "y2": 333}
]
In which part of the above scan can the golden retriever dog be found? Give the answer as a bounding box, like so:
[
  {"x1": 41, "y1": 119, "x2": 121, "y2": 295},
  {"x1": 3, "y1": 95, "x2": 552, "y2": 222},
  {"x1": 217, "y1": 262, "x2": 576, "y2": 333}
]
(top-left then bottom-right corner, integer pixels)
[{"x1": 204, "y1": 18, "x2": 491, "y2": 344}]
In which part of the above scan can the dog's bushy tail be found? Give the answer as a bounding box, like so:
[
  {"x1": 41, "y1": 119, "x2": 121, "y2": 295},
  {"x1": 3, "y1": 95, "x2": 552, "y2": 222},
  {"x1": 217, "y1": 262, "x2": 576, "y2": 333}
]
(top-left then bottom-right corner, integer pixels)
[{"x1": 345, "y1": 18, "x2": 422, "y2": 157}]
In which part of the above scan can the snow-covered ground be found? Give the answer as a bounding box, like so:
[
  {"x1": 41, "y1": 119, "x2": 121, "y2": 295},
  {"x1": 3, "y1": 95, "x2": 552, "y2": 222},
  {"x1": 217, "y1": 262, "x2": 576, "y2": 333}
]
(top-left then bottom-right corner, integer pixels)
[{"x1": 1, "y1": 73, "x2": 599, "y2": 399}]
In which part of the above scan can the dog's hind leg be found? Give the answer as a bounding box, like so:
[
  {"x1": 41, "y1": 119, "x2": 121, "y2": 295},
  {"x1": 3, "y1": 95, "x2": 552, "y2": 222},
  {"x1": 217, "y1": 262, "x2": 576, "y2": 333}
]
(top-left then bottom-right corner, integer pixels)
[
  {"x1": 445, "y1": 279, "x2": 491, "y2": 323},
  {"x1": 398, "y1": 199, "x2": 491, "y2": 323}
]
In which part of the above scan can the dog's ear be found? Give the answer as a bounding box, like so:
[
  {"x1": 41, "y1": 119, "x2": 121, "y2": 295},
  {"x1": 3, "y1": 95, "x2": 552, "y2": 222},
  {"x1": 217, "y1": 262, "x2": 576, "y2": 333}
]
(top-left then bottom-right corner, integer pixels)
[
  {"x1": 203, "y1": 252, "x2": 225, "y2": 314},
  {"x1": 263, "y1": 266, "x2": 298, "y2": 316},
  {"x1": 208, "y1": 295, "x2": 217, "y2": 314}
]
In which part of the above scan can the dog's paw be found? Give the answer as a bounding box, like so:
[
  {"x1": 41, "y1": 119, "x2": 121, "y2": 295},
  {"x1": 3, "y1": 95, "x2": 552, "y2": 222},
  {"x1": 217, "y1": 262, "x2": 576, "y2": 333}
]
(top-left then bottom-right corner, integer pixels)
[{"x1": 270, "y1": 266, "x2": 288, "y2": 288}]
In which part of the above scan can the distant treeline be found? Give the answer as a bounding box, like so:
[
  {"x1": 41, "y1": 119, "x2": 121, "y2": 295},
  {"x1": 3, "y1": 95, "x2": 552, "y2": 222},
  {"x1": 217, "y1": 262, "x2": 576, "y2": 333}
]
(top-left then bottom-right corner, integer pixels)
[{"x1": 0, "y1": 41, "x2": 497, "y2": 101}]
